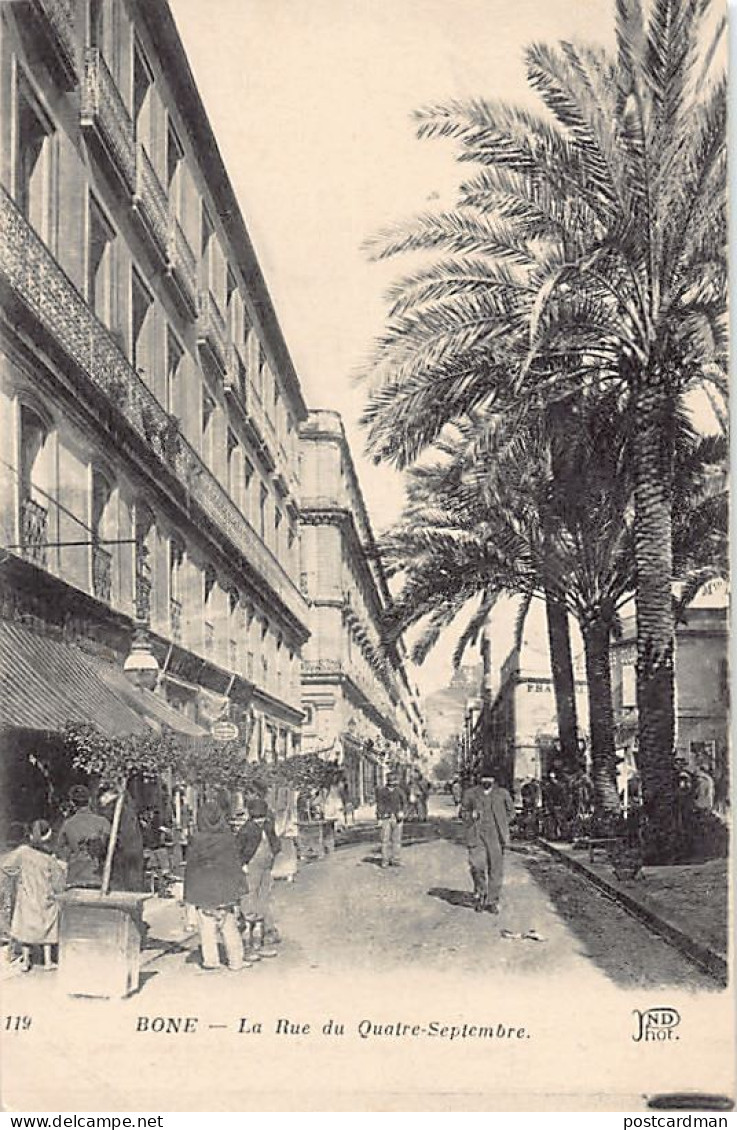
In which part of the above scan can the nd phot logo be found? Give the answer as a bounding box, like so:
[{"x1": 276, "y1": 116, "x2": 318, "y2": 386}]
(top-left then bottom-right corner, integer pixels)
[{"x1": 632, "y1": 1007, "x2": 681, "y2": 1042}]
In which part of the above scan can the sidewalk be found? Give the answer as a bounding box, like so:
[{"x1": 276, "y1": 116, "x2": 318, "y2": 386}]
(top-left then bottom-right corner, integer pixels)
[{"x1": 540, "y1": 840, "x2": 728, "y2": 983}]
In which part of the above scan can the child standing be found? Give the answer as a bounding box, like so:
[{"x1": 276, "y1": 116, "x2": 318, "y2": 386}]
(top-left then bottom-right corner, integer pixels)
[
  {"x1": 237, "y1": 798, "x2": 281, "y2": 958},
  {"x1": 0, "y1": 821, "x2": 66, "y2": 971}
]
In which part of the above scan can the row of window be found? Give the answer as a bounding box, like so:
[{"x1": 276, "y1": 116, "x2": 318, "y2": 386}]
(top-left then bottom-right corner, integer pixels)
[
  {"x1": 13, "y1": 400, "x2": 301, "y2": 704},
  {"x1": 12, "y1": 26, "x2": 299, "y2": 564}
]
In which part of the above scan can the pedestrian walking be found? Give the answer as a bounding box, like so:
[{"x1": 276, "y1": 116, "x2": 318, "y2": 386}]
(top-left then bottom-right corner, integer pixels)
[
  {"x1": 461, "y1": 766, "x2": 514, "y2": 914},
  {"x1": 0, "y1": 820, "x2": 66, "y2": 971},
  {"x1": 323, "y1": 775, "x2": 346, "y2": 831},
  {"x1": 183, "y1": 801, "x2": 248, "y2": 972},
  {"x1": 271, "y1": 785, "x2": 299, "y2": 884},
  {"x1": 416, "y1": 775, "x2": 430, "y2": 821},
  {"x1": 236, "y1": 797, "x2": 281, "y2": 959},
  {"x1": 375, "y1": 772, "x2": 407, "y2": 868},
  {"x1": 337, "y1": 772, "x2": 354, "y2": 824},
  {"x1": 56, "y1": 785, "x2": 111, "y2": 890}
]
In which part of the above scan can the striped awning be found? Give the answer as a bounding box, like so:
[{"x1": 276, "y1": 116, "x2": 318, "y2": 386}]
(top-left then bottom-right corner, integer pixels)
[
  {"x1": 0, "y1": 621, "x2": 203, "y2": 738},
  {"x1": 92, "y1": 658, "x2": 206, "y2": 738}
]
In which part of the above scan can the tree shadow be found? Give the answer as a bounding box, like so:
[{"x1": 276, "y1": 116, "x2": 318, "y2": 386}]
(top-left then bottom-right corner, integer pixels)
[
  {"x1": 427, "y1": 886, "x2": 476, "y2": 910},
  {"x1": 523, "y1": 853, "x2": 720, "y2": 990}
]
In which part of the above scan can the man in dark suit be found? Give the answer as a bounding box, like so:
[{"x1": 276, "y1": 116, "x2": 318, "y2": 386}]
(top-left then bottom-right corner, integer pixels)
[
  {"x1": 461, "y1": 765, "x2": 515, "y2": 913},
  {"x1": 375, "y1": 772, "x2": 407, "y2": 868}
]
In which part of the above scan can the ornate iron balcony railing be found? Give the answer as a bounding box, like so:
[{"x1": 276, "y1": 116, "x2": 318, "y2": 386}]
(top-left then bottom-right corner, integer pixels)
[
  {"x1": 81, "y1": 48, "x2": 136, "y2": 195},
  {"x1": 302, "y1": 658, "x2": 342, "y2": 675},
  {"x1": 133, "y1": 143, "x2": 169, "y2": 265},
  {"x1": 197, "y1": 289, "x2": 228, "y2": 376},
  {"x1": 0, "y1": 186, "x2": 308, "y2": 633},
  {"x1": 29, "y1": 0, "x2": 78, "y2": 89},
  {"x1": 166, "y1": 215, "x2": 198, "y2": 319},
  {"x1": 20, "y1": 497, "x2": 48, "y2": 567}
]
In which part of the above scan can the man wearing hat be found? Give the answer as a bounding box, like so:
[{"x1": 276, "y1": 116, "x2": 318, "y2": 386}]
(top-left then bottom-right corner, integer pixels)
[
  {"x1": 461, "y1": 765, "x2": 514, "y2": 913},
  {"x1": 375, "y1": 772, "x2": 408, "y2": 869},
  {"x1": 56, "y1": 785, "x2": 111, "y2": 889}
]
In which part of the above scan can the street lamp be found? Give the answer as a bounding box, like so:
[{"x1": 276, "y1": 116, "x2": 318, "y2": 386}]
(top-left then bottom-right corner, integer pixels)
[{"x1": 123, "y1": 622, "x2": 160, "y2": 691}]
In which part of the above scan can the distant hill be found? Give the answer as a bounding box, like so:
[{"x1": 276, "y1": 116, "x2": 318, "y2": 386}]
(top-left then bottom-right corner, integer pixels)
[{"x1": 423, "y1": 664, "x2": 482, "y2": 751}]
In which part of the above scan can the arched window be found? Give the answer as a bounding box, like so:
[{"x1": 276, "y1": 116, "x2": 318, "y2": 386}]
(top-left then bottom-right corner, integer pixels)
[{"x1": 19, "y1": 404, "x2": 51, "y2": 565}]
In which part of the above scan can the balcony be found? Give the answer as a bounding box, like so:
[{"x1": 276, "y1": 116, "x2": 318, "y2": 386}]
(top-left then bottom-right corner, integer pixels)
[
  {"x1": 0, "y1": 185, "x2": 309, "y2": 634},
  {"x1": 133, "y1": 143, "x2": 169, "y2": 266},
  {"x1": 91, "y1": 543, "x2": 112, "y2": 603},
  {"x1": 20, "y1": 497, "x2": 48, "y2": 568},
  {"x1": 27, "y1": 0, "x2": 78, "y2": 90},
  {"x1": 80, "y1": 48, "x2": 136, "y2": 196},
  {"x1": 166, "y1": 216, "x2": 198, "y2": 320},
  {"x1": 244, "y1": 386, "x2": 276, "y2": 471},
  {"x1": 170, "y1": 597, "x2": 183, "y2": 643},
  {"x1": 197, "y1": 289, "x2": 228, "y2": 377},
  {"x1": 302, "y1": 658, "x2": 342, "y2": 676},
  {"x1": 224, "y1": 342, "x2": 248, "y2": 415}
]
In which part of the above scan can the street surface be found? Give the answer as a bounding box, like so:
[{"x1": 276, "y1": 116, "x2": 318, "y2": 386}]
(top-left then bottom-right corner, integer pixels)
[{"x1": 2, "y1": 796, "x2": 730, "y2": 1111}]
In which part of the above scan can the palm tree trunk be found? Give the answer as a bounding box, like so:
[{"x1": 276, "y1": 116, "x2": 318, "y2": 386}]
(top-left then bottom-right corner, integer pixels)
[
  {"x1": 633, "y1": 379, "x2": 677, "y2": 862},
  {"x1": 544, "y1": 589, "x2": 579, "y2": 769},
  {"x1": 581, "y1": 617, "x2": 619, "y2": 813}
]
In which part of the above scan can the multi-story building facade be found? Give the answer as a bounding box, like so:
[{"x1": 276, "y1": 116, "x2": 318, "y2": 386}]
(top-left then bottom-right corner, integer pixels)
[
  {"x1": 0, "y1": 0, "x2": 309, "y2": 820},
  {"x1": 476, "y1": 637, "x2": 589, "y2": 794},
  {"x1": 610, "y1": 598, "x2": 729, "y2": 807},
  {"x1": 298, "y1": 410, "x2": 425, "y2": 806}
]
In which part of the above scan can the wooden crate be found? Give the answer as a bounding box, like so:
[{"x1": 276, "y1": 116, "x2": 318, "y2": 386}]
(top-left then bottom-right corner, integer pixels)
[{"x1": 58, "y1": 891, "x2": 147, "y2": 999}]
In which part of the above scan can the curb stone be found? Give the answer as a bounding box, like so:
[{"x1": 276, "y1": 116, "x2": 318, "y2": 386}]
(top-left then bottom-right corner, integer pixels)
[{"x1": 538, "y1": 839, "x2": 727, "y2": 985}]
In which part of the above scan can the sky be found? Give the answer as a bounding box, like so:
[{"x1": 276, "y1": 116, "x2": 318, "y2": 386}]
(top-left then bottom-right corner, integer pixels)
[{"x1": 167, "y1": 0, "x2": 618, "y2": 694}]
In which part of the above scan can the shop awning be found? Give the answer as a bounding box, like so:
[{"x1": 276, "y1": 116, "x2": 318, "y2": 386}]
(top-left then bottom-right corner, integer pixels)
[
  {"x1": 0, "y1": 622, "x2": 205, "y2": 738},
  {"x1": 93, "y1": 659, "x2": 205, "y2": 737},
  {"x1": 0, "y1": 621, "x2": 148, "y2": 737}
]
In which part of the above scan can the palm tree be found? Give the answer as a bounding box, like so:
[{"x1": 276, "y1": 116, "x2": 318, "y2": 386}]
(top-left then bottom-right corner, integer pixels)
[
  {"x1": 380, "y1": 401, "x2": 727, "y2": 815},
  {"x1": 363, "y1": 0, "x2": 726, "y2": 859}
]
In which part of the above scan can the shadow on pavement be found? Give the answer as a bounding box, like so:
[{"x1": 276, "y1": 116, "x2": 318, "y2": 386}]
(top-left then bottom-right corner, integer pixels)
[
  {"x1": 523, "y1": 853, "x2": 718, "y2": 990},
  {"x1": 427, "y1": 886, "x2": 476, "y2": 910}
]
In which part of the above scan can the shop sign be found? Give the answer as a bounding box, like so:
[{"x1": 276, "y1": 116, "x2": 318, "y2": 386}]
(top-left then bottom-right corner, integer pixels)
[{"x1": 211, "y1": 720, "x2": 239, "y2": 742}]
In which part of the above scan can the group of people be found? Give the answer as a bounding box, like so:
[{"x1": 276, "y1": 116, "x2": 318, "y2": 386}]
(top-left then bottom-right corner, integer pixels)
[
  {"x1": 184, "y1": 793, "x2": 283, "y2": 972},
  {"x1": 1, "y1": 780, "x2": 292, "y2": 975},
  {"x1": 377, "y1": 766, "x2": 513, "y2": 914},
  {"x1": 518, "y1": 765, "x2": 595, "y2": 843}
]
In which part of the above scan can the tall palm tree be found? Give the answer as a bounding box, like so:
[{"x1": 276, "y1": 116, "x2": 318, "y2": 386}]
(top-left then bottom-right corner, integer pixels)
[
  {"x1": 363, "y1": 0, "x2": 726, "y2": 859},
  {"x1": 380, "y1": 400, "x2": 727, "y2": 814}
]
